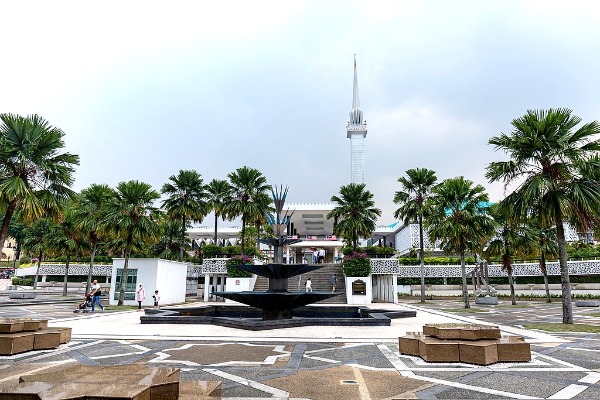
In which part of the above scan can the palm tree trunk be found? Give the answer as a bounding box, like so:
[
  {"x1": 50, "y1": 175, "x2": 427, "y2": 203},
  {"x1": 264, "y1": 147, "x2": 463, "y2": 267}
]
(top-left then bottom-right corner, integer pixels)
[
  {"x1": 33, "y1": 250, "x2": 42, "y2": 289},
  {"x1": 556, "y1": 218, "x2": 573, "y2": 324},
  {"x1": 213, "y1": 213, "x2": 219, "y2": 245},
  {"x1": 540, "y1": 252, "x2": 551, "y2": 303},
  {"x1": 118, "y1": 233, "x2": 133, "y2": 306},
  {"x1": 507, "y1": 266, "x2": 516, "y2": 305},
  {"x1": 86, "y1": 240, "x2": 97, "y2": 294},
  {"x1": 0, "y1": 199, "x2": 17, "y2": 257},
  {"x1": 460, "y1": 249, "x2": 470, "y2": 308},
  {"x1": 179, "y1": 216, "x2": 186, "y2": 262},
  {"x1": 419, "y1": 216, "x2": 426, "y2": 303},
  {"x1": 63, "y1": 253, "x2": 70, "y2": 296},
  {"x1": 241, "y1": 218, "x2": 246, "y2": 256}
]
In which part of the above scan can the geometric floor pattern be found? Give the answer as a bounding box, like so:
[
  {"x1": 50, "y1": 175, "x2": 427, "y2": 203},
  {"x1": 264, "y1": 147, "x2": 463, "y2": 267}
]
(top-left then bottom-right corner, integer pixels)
[{"x1": 2, "y1": 298, "x2": 600, "y2": 399}]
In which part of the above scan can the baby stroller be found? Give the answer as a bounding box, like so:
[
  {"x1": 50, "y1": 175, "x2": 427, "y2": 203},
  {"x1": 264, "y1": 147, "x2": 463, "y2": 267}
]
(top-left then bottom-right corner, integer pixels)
[{"x1": 74, "y1": 294, "x2": 92, "y2": 313}]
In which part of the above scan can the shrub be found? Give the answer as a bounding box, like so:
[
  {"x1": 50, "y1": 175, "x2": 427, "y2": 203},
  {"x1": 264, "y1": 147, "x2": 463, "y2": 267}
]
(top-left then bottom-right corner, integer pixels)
[
  {"x1": 12, "y1": 277, "x2": 34, "y2": 286},
  {"x1": 226, "y1": 255, "x2": 253, "y2": 278},
  {"x1": 342, "y1": 252, "x2": 372, "y2": 277}
]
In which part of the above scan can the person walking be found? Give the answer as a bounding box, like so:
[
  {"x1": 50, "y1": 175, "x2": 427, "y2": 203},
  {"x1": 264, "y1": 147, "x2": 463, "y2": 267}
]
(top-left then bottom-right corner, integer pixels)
[
  {"x1": 305, "y1": 278, "x2": 312, "y2": 292},
  {"x1": 318, "y1": 248, "x2": 326, "y2": 264},
  {"x1": 90, "y1": 279, "x2": 105, "y2": 312},
  {"x1": 312, "y1": 249, "x2": 318, "y2": 264},
  {"x1": 135, "y1": 284, "x2": 146, "y2": 311},
  {"x1": 152, "y1": 290, "x2": 160, "y2": 309},
  {"x1": 330, "y1": 273, "x2": 337, "y2": 293}
]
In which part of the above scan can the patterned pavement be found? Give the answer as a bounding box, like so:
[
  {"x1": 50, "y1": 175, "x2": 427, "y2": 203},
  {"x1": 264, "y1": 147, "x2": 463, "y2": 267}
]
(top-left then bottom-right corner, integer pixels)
[{"x1": 1, "y1": 298, "x2": 600, "y2": 399}]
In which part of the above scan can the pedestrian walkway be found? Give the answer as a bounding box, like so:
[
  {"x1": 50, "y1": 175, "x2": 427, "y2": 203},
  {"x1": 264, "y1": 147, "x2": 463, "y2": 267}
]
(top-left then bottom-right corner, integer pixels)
[{"x1": 2, "y1": 299, "x2": 600, "y2": 399}]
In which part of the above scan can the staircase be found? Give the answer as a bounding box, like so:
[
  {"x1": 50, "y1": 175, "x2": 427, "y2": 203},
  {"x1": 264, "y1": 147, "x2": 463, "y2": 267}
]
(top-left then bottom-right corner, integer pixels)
[{"x1": 251, "y1": 263, "x2": 346, "y2": 304}]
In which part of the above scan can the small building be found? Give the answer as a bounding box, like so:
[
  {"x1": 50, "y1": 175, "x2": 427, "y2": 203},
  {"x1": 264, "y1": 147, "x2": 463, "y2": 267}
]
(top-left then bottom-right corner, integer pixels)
[{"x1": 109, "y1": 258, "x2": 188, "y2": 307}]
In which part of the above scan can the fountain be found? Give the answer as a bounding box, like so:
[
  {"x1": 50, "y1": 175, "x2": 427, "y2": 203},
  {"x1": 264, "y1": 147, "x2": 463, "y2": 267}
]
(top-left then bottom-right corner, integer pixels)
[
  {"x1": 211, "y1": 185, "x2": 339, "y2": 319},
  {"x1": 141, "y1": 186, "x2": 416, "y2": 330}
]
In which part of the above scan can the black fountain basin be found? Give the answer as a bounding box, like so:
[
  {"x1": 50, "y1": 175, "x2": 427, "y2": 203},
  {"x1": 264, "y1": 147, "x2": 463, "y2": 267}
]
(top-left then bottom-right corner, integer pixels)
[{"x1": 140, "y1": 305, "x2": 417, "y2": 331}]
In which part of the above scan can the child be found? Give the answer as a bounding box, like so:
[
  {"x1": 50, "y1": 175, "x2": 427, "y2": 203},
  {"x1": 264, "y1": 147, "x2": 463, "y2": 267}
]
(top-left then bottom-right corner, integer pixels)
[
  {"x1": 74, "y1": 293, "x2": 92, "y2": 313},
  {"x1": 152, "y1": 290, "x2": 160, "y2": 308},
  {"x1": 305, "y1": 278, "x2": 312, "y2": 292}
]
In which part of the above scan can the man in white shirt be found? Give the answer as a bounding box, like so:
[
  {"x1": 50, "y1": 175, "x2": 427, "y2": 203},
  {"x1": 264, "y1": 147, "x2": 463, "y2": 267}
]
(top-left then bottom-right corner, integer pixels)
[{"x1": 90, "y1": 280, "x2": 105, "y2": 312}]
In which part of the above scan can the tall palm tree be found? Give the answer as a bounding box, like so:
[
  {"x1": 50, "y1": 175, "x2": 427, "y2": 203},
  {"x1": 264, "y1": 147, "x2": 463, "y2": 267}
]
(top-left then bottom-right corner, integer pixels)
[
  {"x1": 47, "y1": 203, "x2": 81, "y2": 296},
  {"x1": 161, "y1": 170, "x2": 208, "y2": 261},
  {"x1": 153, "y1": 217, "x2": 186, "y2": 261},
  {"x1": 75, "y1": 184, "x2": 114, "y2": 293},
  {"x1": 205, "y1": 179, "x2": 233, "y2": 245},
  {"x1": 104, "y1": 180, "x2": 161, "y2": 305},
  {"x1": 425, "y1": 177, "x2": 494, "y2": 308},
  {"x1": 486, "y1": 108, "x2": 600, "y2": 323},
  {"x1": 21, "y1": 218, "x2": 54, "y2": 289},
  {"x1": 227, "y1": 167, "x2": 271, "y2": 255},
  {"x1": 393, "y1": 168, "x2": 438, "y2": 303},
  {"x1": 486, "y1": 203, "x2": 536, "y2": 305},
  {"x1": 328, "y1": 183, "x2": 381, "y2": 250},
  {"x1": 251, "y1": 191, "x2": 275, "y2": 252},
  {"x1": 0, "y1": 114, "x2": 80, "y2": 256}
]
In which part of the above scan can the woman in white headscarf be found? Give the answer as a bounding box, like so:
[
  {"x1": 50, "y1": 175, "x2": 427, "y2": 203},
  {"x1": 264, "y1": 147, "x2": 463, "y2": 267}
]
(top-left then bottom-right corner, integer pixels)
[{"x1": 135, "y1": 284, "x2": 146, "y2": 311}]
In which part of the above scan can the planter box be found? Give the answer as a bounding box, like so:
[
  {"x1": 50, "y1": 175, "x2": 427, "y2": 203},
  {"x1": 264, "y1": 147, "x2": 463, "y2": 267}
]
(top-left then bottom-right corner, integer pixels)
[
  {"x1": 475, "y1": 296, "x2": 498, "y2": 305},
  {"x1": 575, "y1": 300, "x2": 600, "y2": 307}
]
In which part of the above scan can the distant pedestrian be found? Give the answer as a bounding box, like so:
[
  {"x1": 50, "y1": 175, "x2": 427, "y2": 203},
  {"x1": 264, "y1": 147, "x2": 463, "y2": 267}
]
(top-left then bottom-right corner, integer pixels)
[
  {"x1": 136, "y1": 284, "x2": 146, "y2": 311},
  {"x1": 330, "y1": 273, "x2": 337, "y2": 292},
  {"x1": 312, "y1": 250, "x2": 318, "y2": 264},
  {"x1": 305, "y1": 278, "x2": 312, "y2": 292},
  {"x1": 318, "y1": 248, "x2": 325, "y2": 263},
  {"x1": 90, "y1": 279, "x2": 105, "y2": 312},
  {"x1": 152, "y1": 290, "x2": 160, "y2": 308}
]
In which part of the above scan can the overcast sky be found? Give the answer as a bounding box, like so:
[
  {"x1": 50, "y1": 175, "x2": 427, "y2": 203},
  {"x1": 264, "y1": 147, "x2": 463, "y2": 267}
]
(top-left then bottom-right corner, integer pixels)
[{"x1": 2, "y1": 0, "x2": 600, "y2": 226}]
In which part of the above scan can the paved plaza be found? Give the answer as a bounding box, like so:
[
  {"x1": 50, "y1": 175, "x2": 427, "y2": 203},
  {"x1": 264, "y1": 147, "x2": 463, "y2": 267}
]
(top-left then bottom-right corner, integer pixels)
[{"x1": 1, "y1": 296, "x2": 600, "y2": 399}]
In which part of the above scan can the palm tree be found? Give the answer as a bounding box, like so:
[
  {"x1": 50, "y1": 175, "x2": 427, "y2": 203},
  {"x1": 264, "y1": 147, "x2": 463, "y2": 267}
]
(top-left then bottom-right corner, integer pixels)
[
  {"x1": 393, "y1": 168, "x2": 438, "y2": 303},
  {"x1": 529, "y1": 220, "x2": 559, "y2": 303},
  {"x1": 486, "y1": 203, "x2": 536, "y2": 305},
  {"x1": 153, "y1": 217, "x2": 186, "y2": 261},
  {"x1": 0, "y1": 114, "x2": 80, "y2": 257},
  {"x1": 425, "y1": 177, "x2": 494, "y2": 308},
  {"x1": 75, "y1": 184, "x2": 114, "y2": 293},
  {"x1": 47, "y1": 203, "x2": 81, "y2": 296},
  {"x1": 205, "y1": 179, "x2": 233, "y2": 245},
  {"x1": 227, "y1": 167, "x2": 271, "y2": 255},
  {"x1": 104, "y1": 180, "x2": 161, "y2": 305},
  {"x1": 21, "y1": 218, "x2": 54, "y2": 289},
  {"x1": 327, "y1": 183, "x2": 381, "y2": 250},
  {"x1": 486, "y1": 108, "x2": 600, "y2": 323},
  {"x1": 161, "y1": 170, "x2": 208, "y2": 261}
]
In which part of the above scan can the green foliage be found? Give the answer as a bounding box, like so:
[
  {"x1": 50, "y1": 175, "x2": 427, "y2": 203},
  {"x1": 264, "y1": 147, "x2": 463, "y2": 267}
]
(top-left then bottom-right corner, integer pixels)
[
  {"x1": 396, "y1": 256, "x2": 476, "y2": 265},
  {"x1": 226, "y1": 255, "x2": 252, "y2": 277},
  {"x1": 341, "y1": 246, "x2": 395, "y2": 257},
  {"x1": 11, "y1": 277, "x2": 34, "y2": 286},
  {"x1": 342, "y1": 252, "x2": 372, "y2": 276},
  {"x1": 201, "y1": 245, "x2": 258, "y2": 258}
]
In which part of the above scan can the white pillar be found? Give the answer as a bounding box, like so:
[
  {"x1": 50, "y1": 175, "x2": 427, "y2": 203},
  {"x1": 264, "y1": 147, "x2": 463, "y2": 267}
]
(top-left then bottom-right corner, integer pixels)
[
  {"x1": 393, "y1": 274, "x2": 398, "y2": 304},
  {"x1": 203, "y1": 274, "x2": 210, "y2": 302}
]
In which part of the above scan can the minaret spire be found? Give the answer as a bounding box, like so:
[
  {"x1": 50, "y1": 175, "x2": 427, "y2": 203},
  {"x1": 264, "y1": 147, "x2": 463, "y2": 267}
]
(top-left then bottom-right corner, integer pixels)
[{"x1": 346, "y1": 55, "x2": 368, "y2": 184}]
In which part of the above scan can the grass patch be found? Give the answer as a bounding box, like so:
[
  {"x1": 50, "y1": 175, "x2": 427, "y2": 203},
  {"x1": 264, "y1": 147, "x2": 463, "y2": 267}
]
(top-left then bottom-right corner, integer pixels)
[
  {"x1": 104, "y1": 305, "x2": 139, "y2": 311},
  {"x1": 523, "y1": 323, "x2": 600, "y2": 333},
  {"x1": 496, "y1": 304, "x2": 533, "y2": 308},
  {"x1": 442, "y1": 308, "x2": 489, "y2": 313}
]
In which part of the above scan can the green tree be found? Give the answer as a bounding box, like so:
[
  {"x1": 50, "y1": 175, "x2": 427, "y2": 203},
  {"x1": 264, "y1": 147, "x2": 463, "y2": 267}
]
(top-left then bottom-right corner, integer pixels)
[
  {"x1": 227, "y1": 167, "x2": 271, "y2": 255},
  {"x1": 486, "y1": 108, "x2": 600, "y2": 323},
  {"x1": 393, "y1": 167, "x2": 437, "y2": 303},
  {"x1": 104, "y1": 181, "x2": 161, "y2": 305},
  {"x1": 47, "y1": 203, "x2": 82, "y2": 296},
  {"x1": 0, "y1": 114, "x2": 80, "y2": 257},
  {"x1": 7, "y1": 218, "x2": 26, "y2": 267},
  {"x1": 486, "y1": 203, "x2": 536, "y2": 305},
  {"x1": 161, "y1": 170, "x2": 208, "y2": 261},
  {"x1": 529, "y1": 220, "x2": 559, "y2": 303},
  {"x1": 21, "y1": 218, "x2": 54, "y2": 288},
  {"x1": 205, "y1": 179, "x2": 233, "y2": 245},
  {"x1": 75, "y1": 184, "x2": 114, "y2": 293},
  {"x1": 153, "y1": 217, "x2": 186, "y2": 261},
  {"x1": 425, "y1": 177, "x2": 494, "y2": 308},
  {"x1": 328, "y1": 183, "x2": 381, "y2": 250}
]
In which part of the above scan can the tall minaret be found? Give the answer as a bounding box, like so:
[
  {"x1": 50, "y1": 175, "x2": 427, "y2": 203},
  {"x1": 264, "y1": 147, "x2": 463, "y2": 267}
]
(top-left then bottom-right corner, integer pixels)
[{"x1": 347, "y1": 54, "x2": 367, "y2": 184}]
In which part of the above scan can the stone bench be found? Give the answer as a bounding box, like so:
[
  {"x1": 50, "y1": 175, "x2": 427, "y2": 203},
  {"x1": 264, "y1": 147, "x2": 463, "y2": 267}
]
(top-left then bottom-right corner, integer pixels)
[
  {"x1": 400, "y1": 323, "x2": 530, "y2": 365},
  {"x1": 575, "y1": 300, "x2": 600, "y2": 307},
  {"x1": 8, "y1": 292, "x2": 36, "y2": 299},
  {"x1": 0, "y1": 365, "x2": 222, "y2": 399},
  {"x1": 0, "y1": 318, "x2": 68, "y2": 355}
]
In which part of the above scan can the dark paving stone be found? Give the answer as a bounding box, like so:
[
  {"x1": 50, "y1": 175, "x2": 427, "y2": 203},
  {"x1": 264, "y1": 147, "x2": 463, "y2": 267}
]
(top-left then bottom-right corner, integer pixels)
[
  {"x1": 426, "y1": 387, "x2": 514, "y2": 399},
  {"x1": 468, "y1": 372, "x2": 568, "y2": 398}
]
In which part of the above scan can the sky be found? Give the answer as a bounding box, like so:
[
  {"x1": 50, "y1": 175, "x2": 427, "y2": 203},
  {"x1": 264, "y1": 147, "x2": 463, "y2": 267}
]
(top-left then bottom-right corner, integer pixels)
[{"x1": 2, "y1": 0, "x2": 600, "y2": 227}]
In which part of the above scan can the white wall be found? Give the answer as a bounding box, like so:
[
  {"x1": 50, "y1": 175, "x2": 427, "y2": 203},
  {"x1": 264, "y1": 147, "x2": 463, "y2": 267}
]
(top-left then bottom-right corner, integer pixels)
[
  {"x1": 110, "y1": 258, "x2": 187, "y2": 306},
  {"x1": 345, "y1": 276, "x2": 372, "y2": 305}
]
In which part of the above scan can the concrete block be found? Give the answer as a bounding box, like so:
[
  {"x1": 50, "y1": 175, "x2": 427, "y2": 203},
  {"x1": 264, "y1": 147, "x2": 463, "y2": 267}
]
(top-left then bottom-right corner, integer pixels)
[
  {"x1": 475, "y1": 296, "x2": 499, "y2": 305},
  {"x1": 46, "y1": 327, "x2": 71, "y2": 344},
  {"x1": 497, "y1": 336, "x2": 531, "y2": 362},
  {"x1": 7, "y1": 292, "x2": 36, "y2": 299},
  {"x1": 459, "y1": 341, "x2": 499, "y2": 365},
  {"x1": 179, "y1": 380, "x2": 223, "y2": 400},
  {"x1": 0, "y1": 320, "x2": 24, "y2": 333},
  {"x1": 0, "y1": 332, "x2": 35, "y2": 355},
  {"x1": 399, "y1": 333, "x2": 423, "y2": 356},
  {"x1": 575, "y1": 300, "x2": 600, "y2": 307},
  {"x1": 33, "y1": 331, "x2": 61, "y2": 350},
  {"x1": 16, "y1": 320, "x2": 41, "y2": 331},
  {"x1": 418, "y1": 337, "x2": 460, "y2": 362}
]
